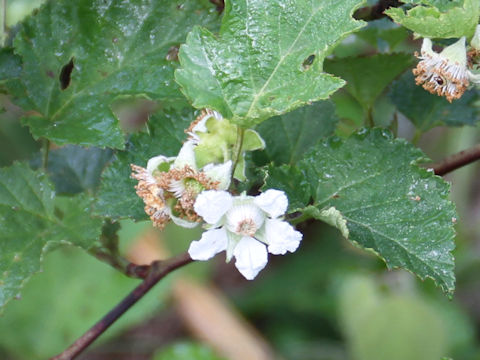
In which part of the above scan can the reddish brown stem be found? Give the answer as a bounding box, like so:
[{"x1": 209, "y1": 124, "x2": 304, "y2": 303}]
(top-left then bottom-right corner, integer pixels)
[
  {"x1": 432, "y1": 144, "x2": 480, "y2": 176},
  {"x1": 50, "y1": 252, "x2": 194, "y2": 360}
]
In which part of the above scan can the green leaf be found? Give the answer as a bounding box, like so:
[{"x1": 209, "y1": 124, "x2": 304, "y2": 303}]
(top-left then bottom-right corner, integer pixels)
[
  {"x1": 265, "y1": 129, "x2": 456, "y2": 293},
  {"x1": 385, "y1": 0, "x2": 480, "y2": 39},
  {"x1": 324, "y1": 53, "x2": 414, "y2": 110},
  {"x1": 0, "y1": 48, "x2": 22, "y2": 81},
  {"x1": 0, "y1": 163, "x2": 102, "y2": 311},
  {"x1": 389, "y1": 72, "x2": 479, "y2": 131},
  {"x1": 0, "y1": 246, "x2": 171, "y2": 359},
  {"x1": 31, "y1": 145, "x2": 113, "y2": 195},
  {"x1": 253, "y1": 100, "x2": 338, "y2": 166},
  {"x1": 13, "y1": 0, "x2": 219, "y2": 148},
  {"x1": 176, "y1": 0, "x2": 366, "y2": 127},
  {"x1": 95, "y1": 107, "x2": 193, "y2": 220}
]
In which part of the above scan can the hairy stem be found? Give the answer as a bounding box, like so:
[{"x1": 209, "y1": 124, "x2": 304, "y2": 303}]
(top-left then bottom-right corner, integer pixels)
[
  {"x1": 230, "y1": 127, "x2": 245, "y2": 185},
  {"x1": 50, "y1": 252, "x2": 194, "y2": 360},
  {"x1": 432, "y1": 144, "x2": 480, "y2": 176}
]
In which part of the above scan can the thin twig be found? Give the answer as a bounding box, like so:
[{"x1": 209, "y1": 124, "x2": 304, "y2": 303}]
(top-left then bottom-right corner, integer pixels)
[
  {"x1": 1, "y1": 0, "x2": 6, "y2": 46},
  {"x1": 42, "y1": 139, "x2": 50, "y2": 170},
  {"x1": 89, "y1": 248, "x2": 151, "y2": 279},
  {"x1": 230, "y1": 127, "x2": 245, "y2": 186},
  {"x1": 431, "y1": 144, "x2": 480, "y2": 176},
  {"x1": 50, "y1": 252, "x2": 194, "y2": 360}
]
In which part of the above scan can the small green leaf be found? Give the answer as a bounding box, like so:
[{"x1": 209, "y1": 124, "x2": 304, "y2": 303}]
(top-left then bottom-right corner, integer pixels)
[
  {"x1": 30, "y1": 145, "x2": 113, "y2": 195},
  {"x1": 303, "y1": 206, "x2": 349, "y2": 239},
  {"x1": 390, "y1": 72, "x2": 479, "y2": 131},
  {"x1": 385, "y1": 0, "x2": 480, "y2": 39},
  {"x1": 176, "y1": 0, "x2": 366, "y2": 127},
  {"x1": 0, "y1": 163, "x2": 102, "y2": 311},
  {"x1": 13, "y1": 0, "x2": 219, "y2": 148},
  {"x1": 95, "y1": 107, "x2": 193, "y2": 220},
  {"x1": 324, "y1": 53, "x2": 414, "y2": 110},
  {"x1": 254, "y1": 101, "x2": 338, "y2": 166},
  {"x1": 265, "y1": 129, "x2": 456, "y2": 293}
]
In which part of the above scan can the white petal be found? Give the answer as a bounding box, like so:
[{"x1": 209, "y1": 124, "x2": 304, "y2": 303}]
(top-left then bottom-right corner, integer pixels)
[
  {"x1": 440, "y1": 36, "x2": 467, "y2": 67},
  {"x1": 146, "y1": 155, "x2": 175, "y2": 175},
  {"x1": 188, "y1": 228, "x2": 228, "y2": 260},
  {"x1": 265, "y1": 219, "x2": 302, "y2": 255},
  {"x1": 194, "y1": 190, "x2": 232, "y2": 224},
  {"x1": 225, "y1": 202, "x2": 265, "y2": 235},
  {"x1": 234, "y1": 237, "x2": 268, "y2": 280},
  {"x1": 254, "y1": 189, "x2": 288, "y2": 218},
  {"x1": 173, "y1": 140, "x2": 197, "y2": 170},
  {"x1": 468, "y1": 70, "x2": 480, "y2": 85},
  {"x1": 420, "y1": 38, "x2": 434, "y2": 57},
  {"x1": 202, "y1": 160, "x2": 232, "y2": 190},
  {"x1": 170, "y1": 213, "x2": 199, "y2": 229}
]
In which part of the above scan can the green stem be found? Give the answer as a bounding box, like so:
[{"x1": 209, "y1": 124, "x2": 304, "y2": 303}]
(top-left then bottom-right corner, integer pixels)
[
  {"x1": 366, "y1": 107, "x2": 374, "y2": 128},
  {"x1": 411, "y1": 129, "x2": 422, "y2": 146},
  {"x1": 230, "y1": 127, "x2": 245, "y2": 185},
  {"x1": 289, "y1": 212, "x2": 314, "y2": 226},
  {"x1": 42, "y1": 139, "x2": 50, "y2": 170}
]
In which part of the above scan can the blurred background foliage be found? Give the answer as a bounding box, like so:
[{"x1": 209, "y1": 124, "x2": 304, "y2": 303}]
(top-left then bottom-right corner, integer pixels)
[{"x1": 1, "y1": 1, "x2": 480, "y2": 359}]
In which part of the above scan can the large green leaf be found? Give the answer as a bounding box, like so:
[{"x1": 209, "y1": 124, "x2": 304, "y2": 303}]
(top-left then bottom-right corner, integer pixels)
[
  {"x1": 253, "y1": 100, "x2": 338, "y2": 166},
  {"x1": 31, "y1": 145, "x2": 113, "y2": 195},
  {"x1": 389, "y1": 72, "x2": 479, "y2": 131},
  {"x1": 95, "y1": 107, "x2": 193, "y2": 220},
  {"x1": 265, "y1": 129, "x2": 456, "y2": 293},
  {"x1": 385, "y1": 0, "x2": 480, "y2": 39},
  {"x1": 0, "y1": 163, "x2": 102, "y2": 311},
  {"x1": 324, "y1": 53, "x2": 414, "y2": 110},
  {"x1": 175, "y1": 0, "x2": 366, "y2": 128},
  {"x1": 13, "y1": 0, "x2": 219, "y2": 148}
]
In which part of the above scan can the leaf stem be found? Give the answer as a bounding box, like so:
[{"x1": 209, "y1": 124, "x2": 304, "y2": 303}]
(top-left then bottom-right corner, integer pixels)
[
  {"x1": 366, "y1": 107, "x2": 374, "y2": 128},
  {"x1": 89, "y1": 247, "x2": 151, "y2": 279},
  {"x1": 431, "y1": 144, "x2": 480, "y2": 176},
  {"x1": 50, "y1": 252, "x2": 194, "y2": 360},
  {"x1": 230, "y1": 127, "x2": 245, "y2": 184}
]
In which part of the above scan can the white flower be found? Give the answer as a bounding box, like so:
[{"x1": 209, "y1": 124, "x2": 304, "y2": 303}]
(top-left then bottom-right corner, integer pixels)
[
  {"x1": 188, "y1": 189, "x2": 302, "y2": 280},
  {"x1": 413, "y1": 37, "x2": 480, "y2": 102},
  {"x1": 132, "y1": 140, "x2": 232, "y2": 229}
]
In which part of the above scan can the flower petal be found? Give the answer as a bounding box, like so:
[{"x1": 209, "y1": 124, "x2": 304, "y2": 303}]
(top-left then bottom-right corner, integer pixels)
[
  {"x1": 202, "y1": 160, "x2": 232, "y2": 190},
  {"x1": 254, "y1": 189, "x2": 288, "y2": 218},
  {"x1": 146, "y1": 155, "x2": 175, "y2": 175},
  {"x1": 194, "y1": 190, "x2": 232, "y2": 224},
  {"x1": 265, "y1": 219, "x2": 302, "y2": 255},
  {"x1": 233, "y1": 237, "x2": 268, "y2": 280},
  {"x1": 173, "y1": 140, "x2": 197, "y2": 170},
  {"x1": 188, "y1": 228, "x2": 228, "y2": 260},
  {"x1": 170, "y1": 213, "x2": 199, "y2": 229}
]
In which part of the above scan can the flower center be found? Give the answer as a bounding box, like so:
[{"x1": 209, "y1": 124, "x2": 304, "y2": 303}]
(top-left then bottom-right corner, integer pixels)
[{"x1": 235, "y1": 218, "x2": 257, "y2": 237}]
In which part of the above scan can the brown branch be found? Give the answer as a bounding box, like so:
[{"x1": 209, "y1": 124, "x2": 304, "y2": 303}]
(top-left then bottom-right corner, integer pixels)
[
  {"x1": 432, "y1": 144, "x2": 480, "y2": 176},
  {"x1": 90, "y1": 247, "x2": 151, "y2": 279},
  {"x1": 50, "y1": 251, "x2": 194, "y2": 360}
]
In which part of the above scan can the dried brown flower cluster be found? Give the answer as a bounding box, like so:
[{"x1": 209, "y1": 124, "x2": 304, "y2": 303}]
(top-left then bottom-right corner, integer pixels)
[{"x1": 131, "y1": 163, "x2": 219, "y2": 229}]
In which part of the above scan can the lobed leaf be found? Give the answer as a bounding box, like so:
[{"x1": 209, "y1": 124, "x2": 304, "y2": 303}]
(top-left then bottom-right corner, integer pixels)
[
  {"x1": 0, "y1": 163, "x2": 102, "y2": 311},
  {"x1": 385, "y1": 0, "x2": 480, "y2": 39},
  {"x1": 13, "y1": 0, "x2": 219, "y2": 148},
  {"x1": 176, "y1": 0, "x2": 366, "y2": 127},
  {"x1": 265, "y1": 129, "x2": 457, "y2": 293}
]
